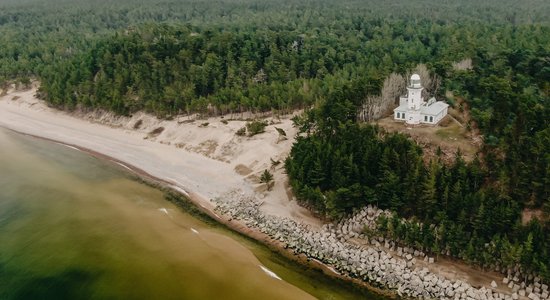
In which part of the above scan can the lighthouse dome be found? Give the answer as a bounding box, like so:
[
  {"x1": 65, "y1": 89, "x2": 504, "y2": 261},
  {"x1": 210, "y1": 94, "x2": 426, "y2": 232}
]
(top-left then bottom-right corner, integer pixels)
[{"x1": 410, "y1": 74, "x2": 422, "y2": 88}]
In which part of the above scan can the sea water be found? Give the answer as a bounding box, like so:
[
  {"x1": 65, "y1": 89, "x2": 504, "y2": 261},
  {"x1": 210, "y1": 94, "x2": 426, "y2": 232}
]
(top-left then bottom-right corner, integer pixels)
[{"x1": 0, "y1": 129, "x2": 380, "y2": 300}]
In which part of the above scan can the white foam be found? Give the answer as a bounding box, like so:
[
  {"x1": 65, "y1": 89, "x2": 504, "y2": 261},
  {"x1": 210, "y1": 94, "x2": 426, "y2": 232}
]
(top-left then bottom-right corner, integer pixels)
[
  {"x1": 57, "y1": 142, "x2": 80, "y2": 151},
  {"x1": 259, "y1": 265, "x2": 282, "y2": 280},
  {"x1": 115, "y1": 161, "x2": 132, "y2": 171},
  {"x1": 191, "y1": 228, "x2": 199, "y2": 234},
  {"x1": 171, "y1": 185, "x2": 190, "y2": 197},
  {"x1": 65, "y1": 145, "x2": 80, "y2": 151},
  {"x1": 158, "y1": 208, "x2": 169, "y2": 215},
  {"x1": 312, "y1": 258, "x2": 340, "y2": 275},
  {"x1": 326, "y1": 265, "x2": 340, "y2": 275}
]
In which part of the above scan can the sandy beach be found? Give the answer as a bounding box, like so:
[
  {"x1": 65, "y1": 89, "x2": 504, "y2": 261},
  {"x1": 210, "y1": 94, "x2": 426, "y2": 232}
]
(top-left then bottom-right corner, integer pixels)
[{"x1": 0, "y1": 86, "x2": 320, "y2": 228}]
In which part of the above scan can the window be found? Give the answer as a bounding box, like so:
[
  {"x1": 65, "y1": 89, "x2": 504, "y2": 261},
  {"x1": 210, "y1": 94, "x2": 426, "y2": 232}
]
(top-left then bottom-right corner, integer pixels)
[
  {"x1": 402, "y1": 113, "x2": 405, "y2": 119},
  {"x1": 430, "y1": 116, "x2": 433, "y2": 122},
  {"x1": 396, "y1": 112, "x2": 400, "y2": 119},
  {"x1": 424, "y1": 116, "x2": 428, "y2": 122}
]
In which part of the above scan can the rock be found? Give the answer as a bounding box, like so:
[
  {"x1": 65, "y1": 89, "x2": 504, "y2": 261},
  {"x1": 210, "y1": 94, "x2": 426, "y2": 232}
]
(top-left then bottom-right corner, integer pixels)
[
  {"x1": 491, "y1": 281, "x2": 498, "y2": 288},
  {"x1": 512, "y1": 293, "x2": 519, "y2": 300},
  {"x1": 429, "y1": 257, "x2": 435, "y2": 264},
  {"x1": 519, "y1": 290, "x2": 526, "y2": 297},
  {"x1": 504, "y1": 278, "x2": 510, "y2": 284},
  {"x1": 528, "y1": 293, "x2": 538, "y2": 300},
  {"x1": 453, "y1": 281, "x2": 461, "y2": 289}
]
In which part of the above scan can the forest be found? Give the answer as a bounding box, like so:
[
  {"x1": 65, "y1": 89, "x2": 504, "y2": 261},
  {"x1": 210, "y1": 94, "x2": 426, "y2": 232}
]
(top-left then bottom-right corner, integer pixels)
[{"x1": 1, "y1": 0, "x2": 549, "y2": 281}]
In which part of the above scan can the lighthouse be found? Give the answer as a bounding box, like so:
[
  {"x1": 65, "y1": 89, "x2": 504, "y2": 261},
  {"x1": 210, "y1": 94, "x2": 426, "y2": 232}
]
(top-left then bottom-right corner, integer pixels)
[
  {"x1": 393, "y1": 73, "x2": 449, "y2": 125},
  {"x1": 404, "y1": 74, "x2": 423, "y2": 124}
]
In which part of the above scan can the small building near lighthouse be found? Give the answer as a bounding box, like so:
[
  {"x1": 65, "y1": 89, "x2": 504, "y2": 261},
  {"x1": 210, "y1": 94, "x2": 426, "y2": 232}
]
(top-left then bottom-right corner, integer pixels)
[{"x1": 393, "y1": 74, "x2": 448, "y2": 125}]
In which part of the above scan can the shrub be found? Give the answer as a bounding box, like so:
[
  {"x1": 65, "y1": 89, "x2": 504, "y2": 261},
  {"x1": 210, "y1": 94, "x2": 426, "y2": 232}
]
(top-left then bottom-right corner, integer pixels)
[
  {"x1": 246, "y1": 120, "x2": 268, "y2": 136},
  {"x1": 236, "y1": 127, "x2": 246, "y2": 136},
  {"x1": 260, "y1": 169, "x2": 274, "y2": 190}
]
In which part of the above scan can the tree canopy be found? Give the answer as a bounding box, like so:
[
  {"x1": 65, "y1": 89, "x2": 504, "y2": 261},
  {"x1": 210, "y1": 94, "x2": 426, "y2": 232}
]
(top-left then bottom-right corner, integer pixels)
[{"x1": 1, "y1": 0, "x2": 549, "y2": 281}]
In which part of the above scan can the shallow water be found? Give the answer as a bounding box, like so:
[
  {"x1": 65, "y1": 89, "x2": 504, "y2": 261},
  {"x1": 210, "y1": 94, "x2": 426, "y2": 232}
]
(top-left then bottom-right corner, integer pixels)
[{"x1": 0, "y1": 129, "x2": 381, "y2": 300}]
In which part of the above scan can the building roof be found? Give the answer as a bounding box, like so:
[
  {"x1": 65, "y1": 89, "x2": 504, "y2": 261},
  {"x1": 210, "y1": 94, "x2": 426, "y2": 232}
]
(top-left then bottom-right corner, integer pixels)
[
  {"x1": 394, "y1": 101, "x2": 449, "y2": 115},
  {"x1": 394, "y1": 103, "x2": 408, "y2": 112},
  {"x1": 421, "y1": 101, "x2": 449, "y2": 116},
  {"x1": 410, "y1": 74, "x2": 422, "y2": 88}
]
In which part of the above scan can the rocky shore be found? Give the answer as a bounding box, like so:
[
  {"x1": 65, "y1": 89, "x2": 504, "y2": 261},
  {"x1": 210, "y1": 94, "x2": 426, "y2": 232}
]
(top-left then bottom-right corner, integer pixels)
[{"x1": 214, "y1": 191, "x2": 549, "y2": 300}]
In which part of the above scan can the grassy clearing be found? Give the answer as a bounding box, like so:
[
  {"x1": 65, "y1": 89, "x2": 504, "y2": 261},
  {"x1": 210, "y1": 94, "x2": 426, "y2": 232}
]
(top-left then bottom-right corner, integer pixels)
[{"x1": 376, "y1": 115, "x2": 478, "y2": 163}]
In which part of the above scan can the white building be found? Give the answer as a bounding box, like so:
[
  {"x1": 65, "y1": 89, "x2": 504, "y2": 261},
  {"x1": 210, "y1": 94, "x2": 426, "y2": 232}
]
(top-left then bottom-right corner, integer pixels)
[{"x1": 393, "y1": 74, "x2": 448, "y2": 125}]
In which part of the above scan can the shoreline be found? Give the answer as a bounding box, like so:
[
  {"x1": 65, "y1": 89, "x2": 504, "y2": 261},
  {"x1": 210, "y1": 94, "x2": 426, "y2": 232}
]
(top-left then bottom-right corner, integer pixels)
[
  {"x1": 1, "y1": 87, "x2": 543, "y2": 300},
  {"x1": 2, "y1": 126, "x2": 396, "y2": 299}
]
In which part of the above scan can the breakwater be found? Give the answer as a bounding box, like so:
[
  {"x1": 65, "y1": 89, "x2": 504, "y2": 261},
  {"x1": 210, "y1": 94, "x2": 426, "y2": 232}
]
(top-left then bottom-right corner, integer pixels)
[{"x1": 214, "y1": 191, "x2": 549, "y2": 300}]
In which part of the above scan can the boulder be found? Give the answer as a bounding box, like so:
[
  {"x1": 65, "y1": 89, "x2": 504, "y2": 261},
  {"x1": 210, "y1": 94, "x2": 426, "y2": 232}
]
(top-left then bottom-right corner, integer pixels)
[
  {"x1": 527, "y1": 293, "x2": 538, "y2": 300},
  {"x1": 491, "y1": 281, "x2": 498, "y2": 288},
  {"x1": 466, "y1": 288, "x2": 477, "y2": 299}
]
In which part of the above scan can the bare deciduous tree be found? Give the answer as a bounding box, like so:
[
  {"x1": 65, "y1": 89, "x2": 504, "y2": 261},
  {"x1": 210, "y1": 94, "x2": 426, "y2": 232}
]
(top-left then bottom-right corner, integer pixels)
[
  {"x1": 413, "y1": 63, "x2": 441, "y2": 97},
  {"x1": 359, "y1": 65, "x2": 442, "y2": 122},
  {"x1": 359, "y1": 72, "x2": 406, "y2": 122},
  {"x1": 358, "y1": 95, "x2": 382, "y2": 122},
  {"x1": 381, "y1": 72, "x2": 406, "y2": 113}
]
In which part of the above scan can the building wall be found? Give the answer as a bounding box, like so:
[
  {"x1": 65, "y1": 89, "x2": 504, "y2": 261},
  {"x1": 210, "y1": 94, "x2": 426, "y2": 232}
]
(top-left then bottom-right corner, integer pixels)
[
  {"x1": 394, "y1": 101, "x2": 448, "y2": 125},
  {"x1": 406, "y1": 110, "x2": 422, "y2": 124},
  {"x1": 395, "y1": 111, "x2": 406, "y2": 120}
]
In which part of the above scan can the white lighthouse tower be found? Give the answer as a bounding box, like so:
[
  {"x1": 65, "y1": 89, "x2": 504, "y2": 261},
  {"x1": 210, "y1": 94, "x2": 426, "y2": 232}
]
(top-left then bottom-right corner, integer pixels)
[{"x1": 405, "y1": 74, "x2": 423, "y2": 124}]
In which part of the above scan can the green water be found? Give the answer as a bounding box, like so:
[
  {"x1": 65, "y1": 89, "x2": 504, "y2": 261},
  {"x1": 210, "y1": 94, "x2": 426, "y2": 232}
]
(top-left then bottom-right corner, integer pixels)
[{"x1": 0, "y1": 129, "x2": 380, "y2": 300}]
